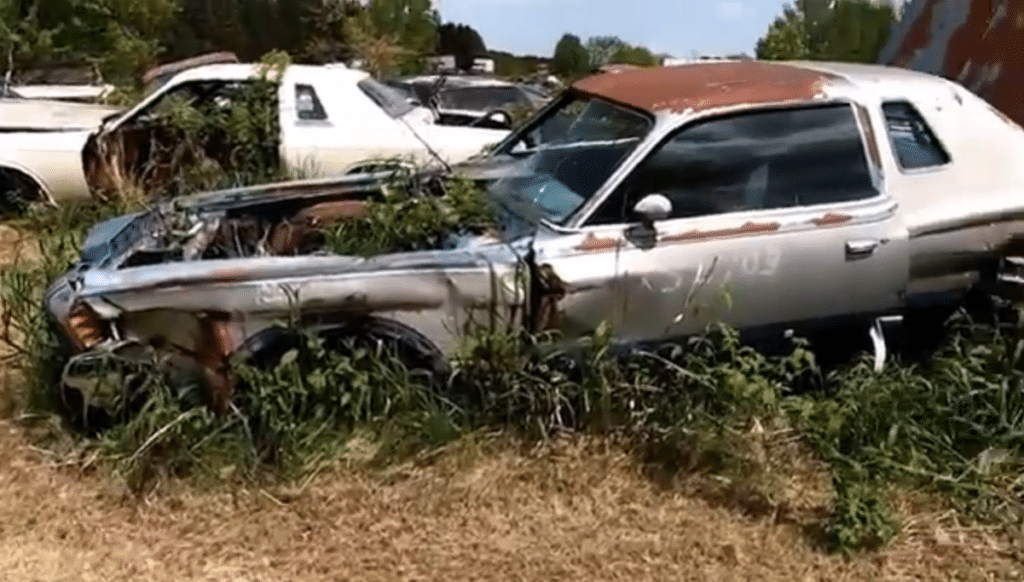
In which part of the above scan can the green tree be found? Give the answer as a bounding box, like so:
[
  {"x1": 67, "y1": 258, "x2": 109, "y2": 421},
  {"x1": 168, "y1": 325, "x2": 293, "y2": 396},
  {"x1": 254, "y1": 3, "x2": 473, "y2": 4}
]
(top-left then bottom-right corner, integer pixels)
[
  {"x1": 755, "y1": 4, "x2": 810, "y2": 60},
  {"x1": 612, "y1": 44, "x2": 658, "y2": 67},
  {"x1": 584, "y1": 35, "x2": 658, "y2": 68},
  {"x1": 551, "y1": 33, "x2": 589, "y2": 78},
  {"x1": 755, "y1": 0, "x2": 895, "y2": 63},
  {"x1": 343, "y1": 0, "x2": 437, "y2": 76},
  {"x1": 823, "y1": 0, "x2": 896, "y2": 63},
  {"x1": 0, "y1": 0, "x2": 180, "y2": 83},
  {"x1": 585, "y1": 35, "x2": 627, "y2": 68}
]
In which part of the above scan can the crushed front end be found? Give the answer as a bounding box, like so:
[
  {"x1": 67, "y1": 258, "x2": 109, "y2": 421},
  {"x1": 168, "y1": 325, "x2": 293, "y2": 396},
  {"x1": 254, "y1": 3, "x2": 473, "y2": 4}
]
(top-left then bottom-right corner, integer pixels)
[{"x1": 43, "y1": 171, "x2": 527, "y2": 423}]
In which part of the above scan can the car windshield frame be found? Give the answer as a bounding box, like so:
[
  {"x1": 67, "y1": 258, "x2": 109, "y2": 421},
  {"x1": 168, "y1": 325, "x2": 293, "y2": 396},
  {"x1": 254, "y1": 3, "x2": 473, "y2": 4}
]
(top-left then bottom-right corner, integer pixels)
[
  {"x1": 358, "y1": 77, "x2": 416, "y2": 118},
  {"x1": 485, "y1": 93, "x2": 653, "y2": 226}
]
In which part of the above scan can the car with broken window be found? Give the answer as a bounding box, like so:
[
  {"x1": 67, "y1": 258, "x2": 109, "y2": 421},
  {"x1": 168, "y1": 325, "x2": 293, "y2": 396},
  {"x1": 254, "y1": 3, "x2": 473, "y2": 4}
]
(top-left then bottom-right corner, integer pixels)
[
  {"x1": 0, "y1": 62, "x2": 509, "y2": 207},
  {"x1": 384, "y1": 74, "x2": 548, "y2": 129},
  {"x1": 45, "y1": 60, "x2": 1024, "y2": 418}
]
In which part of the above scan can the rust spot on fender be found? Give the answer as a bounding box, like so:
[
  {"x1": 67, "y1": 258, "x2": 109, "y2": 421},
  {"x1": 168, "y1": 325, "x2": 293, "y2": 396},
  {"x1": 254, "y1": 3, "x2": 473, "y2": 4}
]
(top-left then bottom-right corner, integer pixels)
[
  {"x1": 574, "y1": 233, "x2": 619, "y2": 252},
  {"x1": 811, "y1": 213, "x2": 853, "y2": 227},
  {"x1": 661, "y1": 221, "x2": 780, "y2": 244},
  {"x1": 572, "y1": 61, "x2": 839, "y2": 115},
  {"x1": 533, "y1": 263, "x2": 567, "y2": 330}
]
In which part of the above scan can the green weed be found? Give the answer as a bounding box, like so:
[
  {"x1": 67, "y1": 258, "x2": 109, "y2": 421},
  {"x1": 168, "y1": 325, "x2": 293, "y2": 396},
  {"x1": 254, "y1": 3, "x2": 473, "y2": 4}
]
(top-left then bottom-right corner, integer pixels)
[{"x1": 325, "y1": 174, "x2": 498, "y2": 256}]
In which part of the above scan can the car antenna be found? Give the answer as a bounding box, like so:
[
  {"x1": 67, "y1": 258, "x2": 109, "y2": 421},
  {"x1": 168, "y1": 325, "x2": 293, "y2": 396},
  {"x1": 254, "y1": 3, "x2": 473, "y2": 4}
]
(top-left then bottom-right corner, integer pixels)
[{"x1": 402, "y1": 72, "x2": 452, "y2": 175}]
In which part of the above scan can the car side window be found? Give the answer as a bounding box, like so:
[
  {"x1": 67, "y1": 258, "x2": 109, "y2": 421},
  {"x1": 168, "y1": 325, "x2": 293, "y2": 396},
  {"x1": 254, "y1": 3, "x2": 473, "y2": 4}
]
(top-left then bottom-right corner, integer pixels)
[
  {"x1": 588, "y1": 104, "x2": 878, "y2": 225},
  {"x1": 133, "y1": 82, "x2": 205, "y2": 123},
  {"x1": 881, "y1": 101, "x2": 950, "y2": 170},
  {"x1": 132, "y1": 80, "x2": 254, "y2": 126},
  {"x1": 296, "y1": 84, "x2": 327, "y2": 121}
]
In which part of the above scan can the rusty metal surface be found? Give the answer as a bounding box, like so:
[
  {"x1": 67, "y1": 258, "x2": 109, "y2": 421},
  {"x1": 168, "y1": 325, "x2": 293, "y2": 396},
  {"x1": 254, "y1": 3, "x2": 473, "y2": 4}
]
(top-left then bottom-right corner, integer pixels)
[
  {"x1": 571, "y1": 60, "x2": 838, "y2": 114},
  {"x1": 142, "y1": 52, "x2": 240, "y2": 87},
  {"x1": 879, "y1": 0, "x2": 1024, "y2": 127}
]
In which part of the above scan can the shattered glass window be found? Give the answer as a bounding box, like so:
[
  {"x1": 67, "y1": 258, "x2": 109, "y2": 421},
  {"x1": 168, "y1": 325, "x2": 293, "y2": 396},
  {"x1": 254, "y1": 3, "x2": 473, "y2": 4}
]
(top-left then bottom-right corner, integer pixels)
[
  {"x1": 589, "y1": 104, "x2": 878, "y2": 224},
  {"x1": 134, "y1": 80, "x2": 253, "y2": 124},
  {"x1": 881, "y1": 101, "x2": 950, "y2": 170},
  {"x1": 486, "y1": 95, "x2": 652, "y2": 224}
]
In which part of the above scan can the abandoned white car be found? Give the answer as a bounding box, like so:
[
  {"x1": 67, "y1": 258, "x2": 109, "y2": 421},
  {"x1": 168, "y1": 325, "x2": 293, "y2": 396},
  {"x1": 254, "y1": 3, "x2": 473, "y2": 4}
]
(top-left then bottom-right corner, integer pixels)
[
  {"x1": 0, "y1": 63, "x2": 509, "y2": 207},
  {"x1": 45, "y1": 60, "x2": 1024, "y2": 416}
]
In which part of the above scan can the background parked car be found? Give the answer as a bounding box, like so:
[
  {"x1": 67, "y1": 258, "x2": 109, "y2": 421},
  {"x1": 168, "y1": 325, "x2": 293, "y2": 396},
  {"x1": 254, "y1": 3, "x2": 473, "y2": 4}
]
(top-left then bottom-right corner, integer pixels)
[
  {"x1": 385, "y1": 74, "x2": 549, "y2": 129},
  {"x1": 0, "y1": 62, "x2": 509, "y2": 207}
]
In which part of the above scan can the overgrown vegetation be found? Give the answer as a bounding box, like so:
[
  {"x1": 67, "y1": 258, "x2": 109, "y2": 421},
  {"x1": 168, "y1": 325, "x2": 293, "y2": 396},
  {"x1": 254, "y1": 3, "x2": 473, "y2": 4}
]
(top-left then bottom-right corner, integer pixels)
[
  {"x1": 325, "y1": 174, "x2": 498, "y2": 255},
  {"x1": 788, "y1": 311, "x2": 1024, "y2": 551},
  {"x1": 5, "y1": 197, "x2": 1024, "y2": 554},
  {"x1": 164, "y1": 50, "x2": 288, "y2": 191},
  {"x1": 91, "y1": 49, "x2": 291, "y2": 205},
  {"x1": 0, "y1": 200, "x2": 138, "y2": 414}
]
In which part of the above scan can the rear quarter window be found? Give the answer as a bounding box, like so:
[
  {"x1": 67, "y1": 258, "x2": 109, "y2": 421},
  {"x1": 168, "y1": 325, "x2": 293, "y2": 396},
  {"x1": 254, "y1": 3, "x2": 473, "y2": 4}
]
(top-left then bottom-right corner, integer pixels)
[{"x1": 881, "y1": 101, "x2": 951, "y2": 170}]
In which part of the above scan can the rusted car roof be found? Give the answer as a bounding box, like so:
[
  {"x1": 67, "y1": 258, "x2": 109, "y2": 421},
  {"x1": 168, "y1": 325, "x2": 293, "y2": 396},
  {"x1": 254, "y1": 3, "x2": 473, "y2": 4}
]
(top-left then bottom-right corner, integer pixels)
[
  {"x1": 571, "y1": 60, "x2": 841, "y2": 115},
  {"x1": 879, "y1": 0, "x2": 1024, "y2": 127}
]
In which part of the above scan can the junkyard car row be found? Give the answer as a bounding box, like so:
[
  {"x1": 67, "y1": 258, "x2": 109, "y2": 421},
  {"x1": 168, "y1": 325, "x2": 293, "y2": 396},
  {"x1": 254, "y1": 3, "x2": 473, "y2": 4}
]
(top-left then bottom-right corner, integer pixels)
[
  {"x1": 30, "y1": 59, "x2": 1024, "y2": 416},
  {"x1": 0, "y1": 62, "x2": 509, "y2": 205}
]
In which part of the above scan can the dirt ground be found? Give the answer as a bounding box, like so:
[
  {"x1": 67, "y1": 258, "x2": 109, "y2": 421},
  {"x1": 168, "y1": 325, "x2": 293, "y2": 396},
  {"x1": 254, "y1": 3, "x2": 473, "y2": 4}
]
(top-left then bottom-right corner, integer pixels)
[{"x1": 0, "y1": 223, "x2": 1020, "y2": 582}]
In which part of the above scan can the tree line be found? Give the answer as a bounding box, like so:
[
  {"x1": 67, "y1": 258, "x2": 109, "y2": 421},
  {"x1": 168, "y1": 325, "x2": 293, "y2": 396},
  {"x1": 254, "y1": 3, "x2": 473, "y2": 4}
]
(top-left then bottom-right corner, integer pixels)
[
  {"x1": 0, "y1": 0, "x2": 487, "y2": 84},
  {"x1": 0, "y1": 0, "x2": 902, "y2": 87},
  {"x1": 550, "y1": 33, "x2": 661, "y2": 79},
  {"x1": 755, "y1": 0, "x2": 898, "y2": 63}
]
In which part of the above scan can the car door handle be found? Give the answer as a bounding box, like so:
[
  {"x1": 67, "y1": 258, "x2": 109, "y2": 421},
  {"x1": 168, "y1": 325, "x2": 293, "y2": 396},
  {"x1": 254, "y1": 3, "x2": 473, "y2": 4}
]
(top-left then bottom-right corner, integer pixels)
[{"x1": 846, "y1": 239, "x2": 880, "y2": 257}]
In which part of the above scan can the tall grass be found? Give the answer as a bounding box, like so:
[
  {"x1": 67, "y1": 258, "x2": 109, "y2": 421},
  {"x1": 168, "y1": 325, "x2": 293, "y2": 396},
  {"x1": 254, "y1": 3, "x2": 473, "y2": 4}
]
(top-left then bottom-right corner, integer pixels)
[
  {"x1": 788, "y1": 310, "x2": 1024, "y2": 550},
  {"x1": 6, "y1": 205, "x2": 1024, "y2": 552}
]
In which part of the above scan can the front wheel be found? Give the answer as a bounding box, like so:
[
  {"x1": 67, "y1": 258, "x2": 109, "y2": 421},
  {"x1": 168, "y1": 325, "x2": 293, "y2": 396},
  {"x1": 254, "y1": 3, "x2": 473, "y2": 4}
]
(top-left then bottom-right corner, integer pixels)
[{"x1": 237, "y1": 318, "x2": 450, "y2": 390}]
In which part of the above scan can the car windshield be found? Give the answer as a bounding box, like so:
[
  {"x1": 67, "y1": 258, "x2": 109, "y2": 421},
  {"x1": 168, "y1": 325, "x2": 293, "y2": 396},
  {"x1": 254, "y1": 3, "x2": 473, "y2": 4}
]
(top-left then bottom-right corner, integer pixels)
[
  {"x1": 487, "y1": 95, "x2": 652, "y2": 225},
  {"x1": 437, "y1": 86, "x2": 527, "y2": 111},
  {"x1": 358, "y1": 77, "x2": 416, "y2": 118}
]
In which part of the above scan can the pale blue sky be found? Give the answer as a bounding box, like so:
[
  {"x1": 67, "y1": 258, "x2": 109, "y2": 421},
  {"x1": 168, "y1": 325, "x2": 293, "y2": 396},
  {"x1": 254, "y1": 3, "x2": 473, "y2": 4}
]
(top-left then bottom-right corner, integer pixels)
[{"x1": 434, "y1": 0, "x2": 791, "y2": 58}]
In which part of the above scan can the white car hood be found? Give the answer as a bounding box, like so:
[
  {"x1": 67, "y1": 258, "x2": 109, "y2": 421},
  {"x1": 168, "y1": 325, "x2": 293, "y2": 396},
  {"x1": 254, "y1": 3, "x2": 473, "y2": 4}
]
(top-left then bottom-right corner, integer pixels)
[{"x1": 0, "y1": 98, "x2": 122, "y2": 131}]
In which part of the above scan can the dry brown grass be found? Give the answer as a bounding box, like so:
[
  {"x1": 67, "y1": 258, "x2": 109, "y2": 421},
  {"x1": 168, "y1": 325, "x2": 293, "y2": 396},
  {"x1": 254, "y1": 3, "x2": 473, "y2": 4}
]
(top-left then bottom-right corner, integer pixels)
[{"x1": 0, "y1": 423, "x2": 1020, "y2": 582}]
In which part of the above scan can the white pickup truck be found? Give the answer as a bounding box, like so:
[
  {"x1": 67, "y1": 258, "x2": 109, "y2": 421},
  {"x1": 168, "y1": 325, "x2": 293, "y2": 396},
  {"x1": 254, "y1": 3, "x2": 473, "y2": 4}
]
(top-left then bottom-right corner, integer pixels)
[{"x1": 0, "y1": 63, "x2": 509, "y2": 206}]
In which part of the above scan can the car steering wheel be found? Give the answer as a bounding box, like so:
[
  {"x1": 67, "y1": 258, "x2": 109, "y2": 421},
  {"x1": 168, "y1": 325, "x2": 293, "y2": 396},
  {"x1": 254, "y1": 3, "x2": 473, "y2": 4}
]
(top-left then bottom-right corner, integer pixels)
[{"x1": 469, "y1": 108, "x2": 512, "y2": 129}]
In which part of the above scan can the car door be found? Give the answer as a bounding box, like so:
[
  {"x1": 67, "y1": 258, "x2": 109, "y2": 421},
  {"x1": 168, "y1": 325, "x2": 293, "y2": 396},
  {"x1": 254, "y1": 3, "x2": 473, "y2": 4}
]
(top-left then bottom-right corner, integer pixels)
[{"x1": 579, "y1": 102, "x2": 909, "y2": 344}]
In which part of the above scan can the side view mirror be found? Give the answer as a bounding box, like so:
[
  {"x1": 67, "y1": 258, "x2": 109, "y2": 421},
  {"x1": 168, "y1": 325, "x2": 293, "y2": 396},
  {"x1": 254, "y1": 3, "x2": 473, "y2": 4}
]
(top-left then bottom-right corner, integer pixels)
[{"x1": 632, "y1": 193, "x2": 672, "y2": 226}]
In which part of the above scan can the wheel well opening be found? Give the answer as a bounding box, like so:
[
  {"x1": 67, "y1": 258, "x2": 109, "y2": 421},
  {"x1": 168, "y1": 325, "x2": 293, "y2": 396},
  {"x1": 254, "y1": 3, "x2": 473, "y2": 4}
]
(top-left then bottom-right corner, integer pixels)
[{"x1": 0, "y1": 167, "x2": 46, "y2": 214}]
